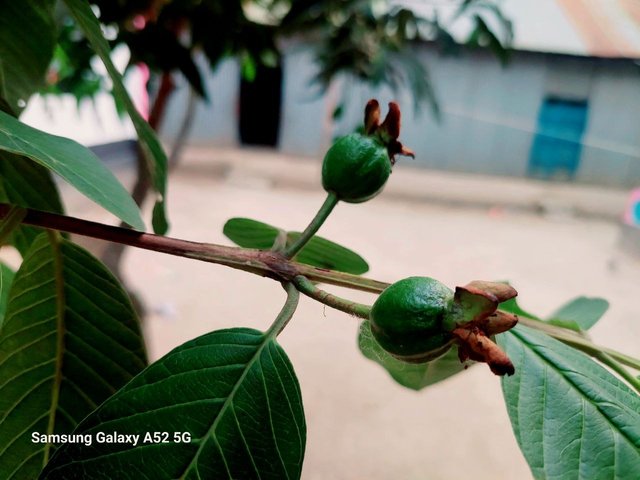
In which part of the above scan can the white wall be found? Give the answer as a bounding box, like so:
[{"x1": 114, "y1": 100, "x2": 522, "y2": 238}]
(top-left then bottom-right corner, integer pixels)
[
  {"x1": 579, "y1": 61, "x2": 640, "y2": 185},
  {"x1": 160, "y1": 55, "x2": 240, "y2": 147}
]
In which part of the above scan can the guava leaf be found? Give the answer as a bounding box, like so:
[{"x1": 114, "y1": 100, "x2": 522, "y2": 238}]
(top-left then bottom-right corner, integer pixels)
[
  {"x1": 0, "y1": 111, "x2": 144, "y2": 230},
  {"x1": 499, "y1": 295, "x2": 540, "y2": 320},
  {"x1": 0, "y1": 0, "x2": 56, "y2": 113},
  {"x1": 223, "y1": 217, "x2": 369, "y2": 274},
  {"x1": 500, "y1": 294, "x2": 609, "y2": 333},
  {"x1": 498, "y1": 325, "x2": 640, "y2": 479},
  {"x1": 547, "y1": 297, "x2": 609, "y2": 331},
  {"x1": 0, "y1": 152, "x2": 64, "y2": 255},
  {"x1": 0, "y1": 262, "x2": 14, "y2": 325},
  {"x1": 358, "y1": 320, "x2": 467, "y2": 390},
  {"x1": 223, "y1": 217, "x2": 283, "y2": 250},
  {"x1": 40, "y1": 328, "x2": 306, "y2": 480},
  {"x1": 62, "y1": 0, "x2": 169, "y2": 234},
  {"x1": 0, "y1": 234, "x2": 146, "y2": 479}
]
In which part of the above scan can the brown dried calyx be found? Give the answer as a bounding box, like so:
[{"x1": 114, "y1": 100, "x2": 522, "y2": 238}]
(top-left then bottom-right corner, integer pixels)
[
  {"x1": 450, "y1": 281, "x2": 519, "y2": 376},
  {"x1": 364, "y1": 99, "x2": 415, "y2": 164}
]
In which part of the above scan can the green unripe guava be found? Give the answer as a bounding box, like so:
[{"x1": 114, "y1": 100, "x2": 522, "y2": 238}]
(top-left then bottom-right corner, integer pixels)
[
  {"x1": 370, "y1": 277, "x2": 454, "y2": 359},
  {"x1": 322, "y1": 133, "x2": 391, "y2": 203}
]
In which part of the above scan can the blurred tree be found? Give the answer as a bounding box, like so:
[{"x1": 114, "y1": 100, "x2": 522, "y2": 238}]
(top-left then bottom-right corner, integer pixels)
[
  {"x1": 47, "y1": 0, "x2": 512, "y2": 113},
  {"x1": 42, "y1": 0, "x2": 512, "y2": 284}
]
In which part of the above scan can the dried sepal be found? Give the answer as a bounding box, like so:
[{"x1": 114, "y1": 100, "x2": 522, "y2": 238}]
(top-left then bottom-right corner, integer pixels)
[
  {"x1": 454, "y1": 327, "x2": 515, "y2": 376},
  {"x1": 364, "y1": 99, "x2": 380, "y2": 135},
  {"x1": 363, "y1": 99, "x2": 414, "y2": 164},
  {"x1": 483, "y1": 311, "x2": 519, "y2": 336},
  {"x1": 463, "y1": 281, "x2": 518, "y2": 303},
  {"x1": 379, "y1": 102, "x2": 401, "y2": 140},
  {"x1": 449, "y1": 281, "x2": 519, "y2": 376}
]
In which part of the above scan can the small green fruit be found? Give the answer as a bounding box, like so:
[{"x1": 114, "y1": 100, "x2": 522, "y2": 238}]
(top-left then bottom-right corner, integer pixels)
[
  {"x1": 370, "y1": 277, "x2": 454, "y2": 359},
  {"x1": 322, "y1": 133, "x2": 391, "y2": 203}
]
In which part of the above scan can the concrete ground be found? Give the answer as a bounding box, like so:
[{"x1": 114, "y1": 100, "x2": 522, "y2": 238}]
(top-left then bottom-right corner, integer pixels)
[{"x1": 11, "y1": 146, "x2": 640, "y2": 479}]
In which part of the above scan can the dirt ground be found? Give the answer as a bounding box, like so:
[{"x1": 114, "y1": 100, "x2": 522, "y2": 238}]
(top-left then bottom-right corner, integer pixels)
[{"x1": 12, "y1": 147, "x2": 640, "y2": 479}]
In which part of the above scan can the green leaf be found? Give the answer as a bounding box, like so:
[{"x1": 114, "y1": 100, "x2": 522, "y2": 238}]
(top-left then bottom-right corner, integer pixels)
[
  {"x1": 62, "y1": 0, "x2": 169, "y2": 234},
  {"x1": 0, "y1": 0, "x2": 56, "y2": 113},
  {"x1": 0, "y1": 110, "x2": 144, "y2": 230},
  {"x1": 547, "y1": 297, "x2": 609, "y2": 331},
  {"x1": 499, "y1": 295, "x2": 540, "y2": 320},
  {"x1": 224, "y1": 217, "x2": 369, "y2": 275},
  {"x1": 0, "y1": 262, "x2": 14, "y2": 325},
  {"x1": 287, "y1": 232, "x2": 369, "y2": 274},
  {"x1": 40, "y1": 327, "x2": 306, "y2": 479},
  {"x1": 0, "y1": 233, "x2": 147, "y2": 479},
  {"x1": 0, "y1": 152, "x2": 64, "y2": 255},
  {"x1": 224, "y1": 217, "x2": 282, "y2": 250},
  {"x1": 498, "y1": 325, "x2": 640, "y2": 479},
  {"x1": 358, "y1": 320, "x2": 467, "y2": 390},
  {"x1": 501, "y1": 294, "x2": 609, "y2": 332}
]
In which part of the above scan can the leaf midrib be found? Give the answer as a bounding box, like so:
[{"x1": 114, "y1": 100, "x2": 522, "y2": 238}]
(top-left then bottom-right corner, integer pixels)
[
  {"x1": 43, "y1": 231, "x2": 64, "y2": 466},
  {"x1": 176, "y1": 332, "x2": 277, "y2": 480}
]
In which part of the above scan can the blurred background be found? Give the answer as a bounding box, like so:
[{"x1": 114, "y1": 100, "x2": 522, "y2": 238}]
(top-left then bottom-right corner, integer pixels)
[{"x1": 13, "y1": 0, "x2": 640, "y2": 478}]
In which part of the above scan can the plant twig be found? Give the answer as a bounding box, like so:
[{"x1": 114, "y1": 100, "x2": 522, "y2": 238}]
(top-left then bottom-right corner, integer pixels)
[
  {"x1": 3, "y1": 202, "x2": 640, "y2": 372},
  {"x1": 293, "y1": 275, "x2": 371, "y2": 319},
  {"x1": 283, "y1": 193, "x2": 339, "y2": 258},
  {"x1": 0, "y1": 203, "x2": 387, "y2": 292}
]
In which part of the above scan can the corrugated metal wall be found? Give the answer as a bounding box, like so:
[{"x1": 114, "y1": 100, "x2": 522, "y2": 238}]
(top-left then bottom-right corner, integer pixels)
[{"x1": 161, "y1": 44, "x2": 640, "y2": 187}]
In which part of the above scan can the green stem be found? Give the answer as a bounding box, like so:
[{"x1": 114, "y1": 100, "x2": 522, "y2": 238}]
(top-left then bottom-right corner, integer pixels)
[
  {"x1": 594, "y1": 352, "x2": 640, "y2": 394},
  {"x1": 293, "y1": 275, "x2": 372, "y2": 319},
  {"x1": 0, "y1": 206, "x2": 26, "y2": 246},
  {"x1": 517, "y1": 316, "x2": 640, "y2": 371},
  {"x1": 267, "y1": 282, "x2": 300, "y2": 336},
  {"x1": 283, "y1": 192, "x2": 339, "y2": 259}
]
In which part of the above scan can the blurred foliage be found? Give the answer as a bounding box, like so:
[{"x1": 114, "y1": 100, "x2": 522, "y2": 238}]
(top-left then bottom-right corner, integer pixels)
[{"x1": 44, "y1": 0, "x2": 512, "y2": 114}]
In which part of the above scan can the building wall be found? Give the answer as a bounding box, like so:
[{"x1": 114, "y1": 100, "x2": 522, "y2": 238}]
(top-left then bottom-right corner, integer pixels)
[
  {"x1": 579, "y1": 61, "x2": 640, "y2": 185},
  {"x1": 161, "y1": 55, "x2": 240, "y2": 147},
  {"x1": 163, "y1": 44, "x2": 640, "y2": 187}
]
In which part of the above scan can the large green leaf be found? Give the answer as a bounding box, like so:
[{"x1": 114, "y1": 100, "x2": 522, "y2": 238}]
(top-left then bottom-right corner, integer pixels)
[
  {"x1": 62, "y1": 0, "x2": 169, "y2": 234},
  {"x1": 0, "y1": 0, "x2": 56, "y2": 113},
  {"x1": 498, "y1": 325, "x2": 640, "y2": 479},
  {"x1": 0, "y1": 263, "x2": 14, "y2": 325},
  {"x1": 547, "y1": 297, "x2": 609, "y2": 331},
  {"x1": 224, "y1": 217, "x2": 369, "y2": 275},
  {"x1": 40, "y1": 327, "x2": 306, "y2": 479},
  {"x1": 0, "y1": 110, "x2": 144, "y2": 230},
  {"x1": 0, "y1": 233, "x2": 147, "y2": 479},
  {"x1": 358, "y1": 320, "x2": 467, "y2": 390},
  {"x1": 0, "y1": 152, "x2": 64, "y2": 256}
]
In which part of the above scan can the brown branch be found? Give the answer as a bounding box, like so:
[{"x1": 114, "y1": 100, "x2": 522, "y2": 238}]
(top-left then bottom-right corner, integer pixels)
[
  {"x1": 0, "y1": 204, "x2": 389, "y2": 294},
  {"x1": 4, "y1": 203, "x2": 640, "y2": 380}
]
